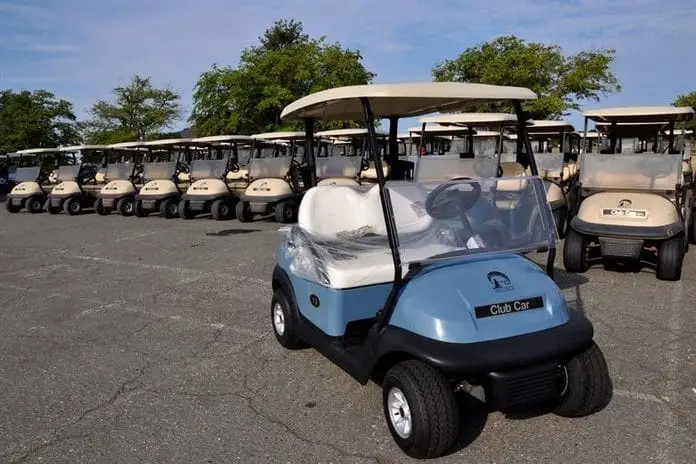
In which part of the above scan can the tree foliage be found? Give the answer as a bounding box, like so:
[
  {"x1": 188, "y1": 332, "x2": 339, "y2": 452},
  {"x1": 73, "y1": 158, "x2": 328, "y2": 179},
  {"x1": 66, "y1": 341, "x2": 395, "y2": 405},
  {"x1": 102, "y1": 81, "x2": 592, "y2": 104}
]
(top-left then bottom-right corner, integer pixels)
[
  {"x1": 190, "y1": 19, "x2": 376, "y2": 135},
  {"x1": 673, "y1": 91, "x2": 696, "y2": 132},
  {"x1": 82, "y1": 75, "x2": 181, "y2": 143},
  {"x1": 0, "y1": 89, "x2": 81, "y2": 152},
  {"x1": 432, "y1": 35, "x2": 621, "y2": 119}
]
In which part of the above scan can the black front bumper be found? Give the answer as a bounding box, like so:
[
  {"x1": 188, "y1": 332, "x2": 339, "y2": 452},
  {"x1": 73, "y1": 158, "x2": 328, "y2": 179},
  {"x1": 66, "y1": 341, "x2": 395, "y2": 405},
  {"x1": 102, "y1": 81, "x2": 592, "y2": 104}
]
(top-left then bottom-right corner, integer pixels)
[
  {"x1": 98, "y1": 192, "x2": 132, "y2": 209},
  {"x1": 136, "y1": 193, "x2": 179, "y2": 211},
  {"x1": 571, "y1": 216, "x2": 682, "y2": 240},
  {"x1": 240, "y1": 193, "x2": 296, "y2": 214},
  {"x1": 181, "y1": 193, "x2": 233, "y2": 211}
]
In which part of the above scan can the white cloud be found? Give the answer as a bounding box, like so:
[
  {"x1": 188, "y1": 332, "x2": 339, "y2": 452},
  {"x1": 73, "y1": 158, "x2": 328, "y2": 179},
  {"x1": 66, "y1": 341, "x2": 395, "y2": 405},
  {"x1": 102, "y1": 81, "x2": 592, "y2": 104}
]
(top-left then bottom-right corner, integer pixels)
[{"x1": 0, "y1": 0, "x2": 694, "y2": 130}]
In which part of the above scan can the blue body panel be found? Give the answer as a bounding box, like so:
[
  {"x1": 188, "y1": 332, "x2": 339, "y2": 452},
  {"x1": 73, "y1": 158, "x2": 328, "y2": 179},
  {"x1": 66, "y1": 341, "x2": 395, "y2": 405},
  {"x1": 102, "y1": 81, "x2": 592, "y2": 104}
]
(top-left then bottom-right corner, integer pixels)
[{"x1": 278, "y1": 244, "x2": 568, "y2": 343}]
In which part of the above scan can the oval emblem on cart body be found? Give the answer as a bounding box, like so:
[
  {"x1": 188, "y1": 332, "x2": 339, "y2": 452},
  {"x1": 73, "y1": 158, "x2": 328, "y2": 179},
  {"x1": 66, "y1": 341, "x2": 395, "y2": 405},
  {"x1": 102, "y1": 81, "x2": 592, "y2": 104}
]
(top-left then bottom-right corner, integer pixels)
[
  {"x1": 618, "y1": 199, "x2": 632, "y2": 208},
  {"x1": 310, "y1": 294, "x2": 320, "y2": 307},
  {"x1": 487, "y1": 271, "x2": 513, "y2": 291}
]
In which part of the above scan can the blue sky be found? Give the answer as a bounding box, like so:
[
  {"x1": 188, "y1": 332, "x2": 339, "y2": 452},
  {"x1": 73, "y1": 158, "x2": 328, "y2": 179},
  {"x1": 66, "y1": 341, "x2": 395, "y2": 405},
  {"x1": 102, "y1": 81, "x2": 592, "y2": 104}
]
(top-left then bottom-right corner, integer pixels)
[{"x1": 1, "y1": 0, "x2": 695, "y2": 134}]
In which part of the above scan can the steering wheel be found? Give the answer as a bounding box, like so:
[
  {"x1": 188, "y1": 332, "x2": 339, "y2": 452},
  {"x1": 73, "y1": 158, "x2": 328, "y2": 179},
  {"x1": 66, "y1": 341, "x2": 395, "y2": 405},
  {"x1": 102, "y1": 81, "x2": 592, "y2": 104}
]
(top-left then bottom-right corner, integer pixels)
[
  {"x1": 360, "y1": 158, "x2": 371, "y2": 172},
  {"x1": 79, "y1": 166, "x2": 97, "y2": 184},
  {"x1": 425, "y1": 179, "x2": 482, "y2": 220},
  {"x1": 229, "y1": 161, "x2": 240, "y2": 173},
  {"x1": 176, "y1": 162, "x2": 190, "y2": 175}
]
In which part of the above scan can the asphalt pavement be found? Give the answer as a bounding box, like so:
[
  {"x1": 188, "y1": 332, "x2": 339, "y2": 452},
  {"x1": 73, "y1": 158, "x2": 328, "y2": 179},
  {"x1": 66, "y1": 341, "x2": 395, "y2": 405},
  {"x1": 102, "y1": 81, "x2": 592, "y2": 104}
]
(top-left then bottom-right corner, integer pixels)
[{"x1": 0, "y1": 206, "x2": 694, "y2": 463}]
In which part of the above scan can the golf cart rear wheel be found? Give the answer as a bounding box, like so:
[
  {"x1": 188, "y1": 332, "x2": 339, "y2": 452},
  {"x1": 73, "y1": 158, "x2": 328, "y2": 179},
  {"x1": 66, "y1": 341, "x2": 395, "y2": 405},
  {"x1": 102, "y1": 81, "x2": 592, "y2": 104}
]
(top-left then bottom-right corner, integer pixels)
[
  {"x1": 554, "y1": 343, "x2": 612, "y2": 418},
  {"x1": 64, "y1": 198, "x2": 82, "y2": 216},
  {"x1": 689, "y1": 213, "x2": 696, "y2": 245},
  {"x1": 656, "y1": 236, "x2": 684, "y2": 281},
  {"x1": 26, "y1": 196, "x2": 43, "y2": 214},
  {"x1": 236, "y1": 201, "x2": 253, "y2": 223},
  {"x1": 270, "y1": 289, "x2": 305, "y2": 349},
  {"x1": 117, "y1": 197, "x2": 135, "y2": 217},
  {"x1": 5, "y1": 200, "x2": 21, "y2": 213},
  {"x1": 160, "y1": 198, "x2": 178, "y2": 219},
  {"x1": 134, "y1": 200, "x2": 147, "y2": 217},
  {"x1": 553, "y1": 206, "x2": 568, "y2": 238},
  {"x1": 563, "y1": 229, "x2": 589, "y2": 273},
  {"x1": 179, "y1": 199, "x2": 194, "y2": 219},
  {"x1": 275, "y1": 201, "x2": 296, "y2": 224},
  {"x1": 211, "y1": 198, "x2": 232, "y2": 221},
  {"x1": 95, "y1": 198, "x2": 110, "y2": 216},
  {"x1": 382, "y1": 360, "x2": 459, "y2": 459}
]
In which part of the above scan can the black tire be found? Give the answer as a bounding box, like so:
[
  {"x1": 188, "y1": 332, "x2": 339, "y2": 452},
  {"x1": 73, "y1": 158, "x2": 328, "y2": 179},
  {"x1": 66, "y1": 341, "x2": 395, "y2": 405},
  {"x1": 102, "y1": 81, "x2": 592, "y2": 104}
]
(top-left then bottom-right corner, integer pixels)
[
  {"x1": 656, "y1": 236, "x2": 684, "y2": 281},
  {"x1": 134, "y1": 200, "x2": 147, "y2": 217},
  {"x1": 689, "y1": 211, "x2": 696, "y2": 245},
  {"x1": 236, "y1": 201, "x2": 253, "y2": 223},
  {"x1": 275, "y1": 200, "x2": 296, "y2": 224},
  {"x1": 553, "y1": 206, "x2": 568, "y2": 238},
  {"x1": 117, "y1": 197, "x2": 135, "y2": 216},
  {"x1": 95, "y1": 198, "x2": 110, "y2": 216},
  {"x1": 159, "y1": 198, "x2": 178, "y2": 219},
  {"x1": 563, "y1": 228, "x2": 589, "y2": 273},
  {"x1": 382, "y1": 360, "x2": 459, "y2": 459},
  {"x1": 179, "y1": 199, "x2": 194, "y2": 219},
  {"x1": 5, "y1": 200, "x2": 21, "y2": 213},
  {"x1": 555, "y1": 343, "x2": 612, "y2": 417},
  {"x1": 271, "y1": 289, "x2": 305, "y2": 349},
  {"x1": 211, "y1": 198, "x2": 232, "y2": 221},
  {"x1": 26, "y1": 196, "x2": 43, "y2": 214},
  {"x1": 63, "y1": 197, "x2": 82, "y2": 216}
]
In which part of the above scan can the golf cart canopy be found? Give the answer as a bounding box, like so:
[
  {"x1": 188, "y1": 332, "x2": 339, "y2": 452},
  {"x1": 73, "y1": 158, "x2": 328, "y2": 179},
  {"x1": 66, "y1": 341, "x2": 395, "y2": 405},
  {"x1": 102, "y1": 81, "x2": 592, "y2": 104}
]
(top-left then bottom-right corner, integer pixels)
[
  {"x1": 16, "y1": 148, "x2": 61, "y2": 155},
  {"x1": 192, "y1": 135, "x2": 253, "y2": 144},
  {"x1": 60, "y1": 145, "x2": 109, "y2": 152},
  {"x1": 280, "y1": 82, "x2": 537, "y2": 120},
  {"x1": 315, "y1": 128, "x2": 386, "y2": 138},
  {"x1": 584, "y1": 106, "x2": 695, "y2": 123},
  {"x1": 251, "y1": 131, "x2": 307, "y2": 140},
  {"x1": 418, "y1": 112, "x2": 518, "y2": 126},
  {"x1": 109, "y1": 141, "x2": 148, "y2": 149},
  {"x1": 144, "y1": 138, "x2": 195, "y2": 147},
  {"x1": 526, "y1": 120, "x2": 575, "y2": 134}
]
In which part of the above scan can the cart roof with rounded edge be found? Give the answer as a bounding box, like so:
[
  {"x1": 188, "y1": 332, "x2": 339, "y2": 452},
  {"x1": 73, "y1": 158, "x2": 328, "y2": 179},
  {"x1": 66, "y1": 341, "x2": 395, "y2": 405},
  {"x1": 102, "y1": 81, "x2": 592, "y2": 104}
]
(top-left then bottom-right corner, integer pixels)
[
  {"x1": 579, "y1": 106, "x2": 694, "y2": 193},
  {"x1": 409, "y1": 112, "x2": 518, "y2": 181},
  {"x1": 280, "y1": 81, "x2": 559, "y2": 291}
]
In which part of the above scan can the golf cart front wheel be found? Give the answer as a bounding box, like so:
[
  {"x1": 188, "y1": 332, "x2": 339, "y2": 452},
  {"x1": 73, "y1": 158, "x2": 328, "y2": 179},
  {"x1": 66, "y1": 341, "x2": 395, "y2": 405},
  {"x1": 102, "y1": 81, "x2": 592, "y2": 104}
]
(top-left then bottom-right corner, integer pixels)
[
  {"x1": 211, "y1": 198, "x2": 232, "y2": 221},
  {"x1": 26, "y1": 196, "x2": 43, "y2": 214},
  {"x1": 382, "y1": 360, "x2": 459, "y2": 459},
  {"x1": 63, "y1": 198, "x2": 82, "y2": 215},
  {"x1": 554, "y1": 343, "x2": 612, "y2": 417},
  {"x1": 236, "y1": 201, "x2": 253, "y2": 223},
  {"x1": 553, "y1": 206, "x2": 568, "y2": 238},
  {"x1": 270, "y1": 289, "x2": 305, "y2": 349},
  {"x1": 275, "y1": 201, "x2": 296, "y2": 223},
  {"x1": 160, "y1": 198, "x2": 178, "y2": 219},
  {"x1": 179, "y1": 199, "x2": 194, "y2": 219},
  {"x1": 5, "y1": 200, "x2": 21, "y2": 213},
  {"x1": 689, "y1": 214, "x2": 696, "y2": 245},
  {"x1": 563, "y1": 228, "x2": 589, "y2": 273},
  {"x1": 656, "y1": 236, "x2": 684, "y2": 281},
  {"x1": 117, "y1": 197, "x2": 135, "y2": 217},
  {"x1": 95, "y1": 198, "x2": 110, "y2": 216},
  {"x1": 134, "y1": 200, "x2": 147, "y2": 217}
]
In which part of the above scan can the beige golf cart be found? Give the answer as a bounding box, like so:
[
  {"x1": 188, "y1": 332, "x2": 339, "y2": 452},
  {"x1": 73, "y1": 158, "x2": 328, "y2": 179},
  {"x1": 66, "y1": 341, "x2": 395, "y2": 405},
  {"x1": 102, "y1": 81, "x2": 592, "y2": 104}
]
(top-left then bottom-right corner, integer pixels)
[
  {"x1": 179, "y1": 135, "x2": 253, "y2": 220},
  {"x1": 236, "y1": 131, "x2": 309, "y2": 223},
  {"x1": 564, "y1": 106, "x2": 695, "y2": 280},
  {"x1": 135, "y1": 138, "x2": 194, "y2": 218},
  {"x1": 314, "y1": 128, "x2": 387, "y2": 186},
  {"x1": 46, "y1": 145, "x2": 109, "y2": 215},
  {"x1": 5, "y1": 147, "x2": 64, "y2": 213},
  {"x1": 95, "y1": 141, "x2": 147, "y2": 216}
]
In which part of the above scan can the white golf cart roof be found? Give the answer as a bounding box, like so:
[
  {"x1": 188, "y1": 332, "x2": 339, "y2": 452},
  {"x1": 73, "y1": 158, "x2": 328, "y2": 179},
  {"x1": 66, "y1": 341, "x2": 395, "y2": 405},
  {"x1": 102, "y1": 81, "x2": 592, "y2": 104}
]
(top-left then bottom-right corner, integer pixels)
[
  {"x1": 281, "y1": 82, "x2": 537, "y2": 120},
  {"x1": 59, "y1": 144, "x2": 109, "y2": 152},
  {"x1": 109, "y1": 141, "x2": 148, "y2": 149},
  {"x1": 192, "y1": 135, "x2": 253, "y2": 144},
  {"x1": 577, "y1": 131, "x2": 600, "y2": 138},
  {"x1": 526, "y1": 120, "x2": 575, "y2": 133},
  {"x1": 144, "y1": 138, "x2": 195, "y2": 146},
  {"x1": 315, "y1": 128, "x2": 388, "y2": 138},
  {"x1": 418, "y1": 112, "x2": 518, "y2": 125},
  {"x1": 408, "y1": 125, "x2": 471, "y2": 135},
  {"x1": 251, "y1": 131, "x2": 306, "y2": 140},
  {"x1": 584, "y1": 106, "x2": 695, "y2": 123},
  {"x1": 16, "y1": 147, "x2": 62, "y2": 155}
]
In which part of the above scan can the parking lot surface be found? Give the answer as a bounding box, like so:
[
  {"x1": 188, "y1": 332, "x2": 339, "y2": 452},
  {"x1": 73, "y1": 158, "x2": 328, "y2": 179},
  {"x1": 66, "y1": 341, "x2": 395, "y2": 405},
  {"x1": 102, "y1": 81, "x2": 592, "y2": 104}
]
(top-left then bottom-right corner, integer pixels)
[{"x1": 0, "y1": 207, "x2": 695, "y2": 463}]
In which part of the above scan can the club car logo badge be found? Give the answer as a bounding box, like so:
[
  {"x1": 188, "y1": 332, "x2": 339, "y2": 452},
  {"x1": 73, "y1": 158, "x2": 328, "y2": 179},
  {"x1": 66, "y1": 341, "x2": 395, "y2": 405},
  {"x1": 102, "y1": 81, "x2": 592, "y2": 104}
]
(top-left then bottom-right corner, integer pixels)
[
  {"x1": 618, "y1": 199, "x2": 632, "y2": 208},
  {"x1": 487, "y1": 271, "x2": 513, "y2": 292}
]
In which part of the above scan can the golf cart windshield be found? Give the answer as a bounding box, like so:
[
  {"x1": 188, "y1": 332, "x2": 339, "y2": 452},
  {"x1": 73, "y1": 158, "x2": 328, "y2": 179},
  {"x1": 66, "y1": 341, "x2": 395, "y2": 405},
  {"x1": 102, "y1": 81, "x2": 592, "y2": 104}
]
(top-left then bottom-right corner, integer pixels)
[
  {"x1": 315, "y1": 157, "x2": 360, "y2": 179},
  {"x1": 535, "y1": 153, "x2": 564, "y2": 173},
  {"x1": 57, "y1": 166, "x2": 80, "y2": 181},
  {"x1": 11, "y1": 167, "x2": 41, "y2": 182},
  {"x1": 286, "y1": 177, "x2": 556, "y2": 287},
  {"x1": 579, "y1": 153, "x2": 682, "y2": 191},
  {"x1": 141, "y1": 162, "x2": 178, "y2": 180},
  {"x1": 106, "y1": 164, "x2": 134, "y2": 180},
  {"x1": 416, "y1": 155, "x2": 499, "y2": 182},
  {"x1": 190, "y1": 159, "x2": 228, "y2": 179},
  {"x1": 248, "y1": 157, "x2": 292, "y2": 179}
]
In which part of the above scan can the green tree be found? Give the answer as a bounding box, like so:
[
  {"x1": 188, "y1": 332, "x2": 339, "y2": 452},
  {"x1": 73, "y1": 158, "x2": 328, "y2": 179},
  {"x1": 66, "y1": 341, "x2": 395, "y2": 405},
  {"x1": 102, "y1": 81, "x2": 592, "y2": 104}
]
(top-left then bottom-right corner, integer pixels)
[
  {"x1": 83, "y1": 75, "x2": 181, "y2": 143},
  {"x1": 673, "y1": 91, "x2": 696, "y2": 132},
  {"x1": 0, "y1": 89, "x2": 81, "y2": 152},
  {"x1": 432, "y1": 35, "x2": 621, "y2": 119},
  {"x1": 190, "y1": 19, "x2": 375, "y2": 135}
]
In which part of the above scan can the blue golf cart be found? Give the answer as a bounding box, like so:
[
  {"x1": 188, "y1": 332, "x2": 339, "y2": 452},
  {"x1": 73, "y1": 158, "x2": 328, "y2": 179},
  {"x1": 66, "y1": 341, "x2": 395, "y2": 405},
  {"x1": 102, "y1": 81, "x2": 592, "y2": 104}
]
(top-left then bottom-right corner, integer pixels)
[{"x1": 270, "y1": 83, "x2": 612, "y2": 459}]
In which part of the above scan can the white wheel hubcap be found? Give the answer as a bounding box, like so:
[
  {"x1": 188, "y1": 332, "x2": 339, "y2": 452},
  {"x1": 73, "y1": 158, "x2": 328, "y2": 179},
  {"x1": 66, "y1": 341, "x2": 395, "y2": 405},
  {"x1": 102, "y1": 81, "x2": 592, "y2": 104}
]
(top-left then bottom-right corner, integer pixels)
[
  {"x1": 273, "y1": 303, "x2": 285, "y2": 335},
  {"x1": 387, "y1": 387, "x2": 412, "y2": 439}
]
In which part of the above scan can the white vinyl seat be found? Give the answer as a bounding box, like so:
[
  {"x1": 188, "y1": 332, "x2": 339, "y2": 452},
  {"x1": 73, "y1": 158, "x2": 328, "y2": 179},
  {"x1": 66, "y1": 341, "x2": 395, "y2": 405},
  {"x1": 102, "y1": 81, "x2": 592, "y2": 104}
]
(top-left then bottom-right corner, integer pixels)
[{"x1": 296, "y1": 182, "x2": 455, "y2": 288}]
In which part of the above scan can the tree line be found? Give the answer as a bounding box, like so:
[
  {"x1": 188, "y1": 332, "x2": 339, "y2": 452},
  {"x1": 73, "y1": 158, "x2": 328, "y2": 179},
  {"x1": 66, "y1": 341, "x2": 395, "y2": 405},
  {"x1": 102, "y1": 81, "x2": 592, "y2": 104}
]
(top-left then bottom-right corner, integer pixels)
[{"x1": 1, "y1": 19, "x2": 693, "y2": 153}]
